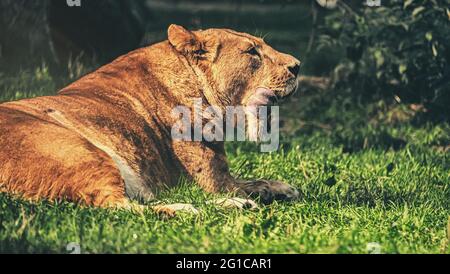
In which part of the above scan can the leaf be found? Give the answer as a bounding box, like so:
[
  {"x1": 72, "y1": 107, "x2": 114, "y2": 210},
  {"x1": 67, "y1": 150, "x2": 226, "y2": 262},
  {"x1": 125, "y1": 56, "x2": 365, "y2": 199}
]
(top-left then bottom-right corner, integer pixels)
[
  {"x1": 447, "y1": 8, "x2": 450, "y2": 21},
  {"x1": 404, "y1": 0, "x2": 413, "y2": 9},
  {"x1": 412, "y1": 6, "x2": 425, "y2": 17},
  {"x1": 399, "y1": 64, "x2": 407, "y2": 74},
  {"x1": 374, "y1": 50, "x2": 385, "y2": 68},
  {"x1": 376, "y1": 71, "x2": 383, "y2": 79},
  {"x1": 400, "y1": 23, "x2": 409, "y2": 31},
  {"x1": 432, "y1": 43, "x2": 438, "y2": 57},
  {"x1": 425, "y1": 32, "x2": 433, "y2": 41}
]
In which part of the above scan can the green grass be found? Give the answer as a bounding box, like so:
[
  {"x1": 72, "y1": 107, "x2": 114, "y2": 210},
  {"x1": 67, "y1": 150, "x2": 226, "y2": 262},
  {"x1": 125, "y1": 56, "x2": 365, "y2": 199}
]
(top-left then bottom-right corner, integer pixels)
[{"x1": 0, "y1": 68, "x2": 449, "y2": 254}]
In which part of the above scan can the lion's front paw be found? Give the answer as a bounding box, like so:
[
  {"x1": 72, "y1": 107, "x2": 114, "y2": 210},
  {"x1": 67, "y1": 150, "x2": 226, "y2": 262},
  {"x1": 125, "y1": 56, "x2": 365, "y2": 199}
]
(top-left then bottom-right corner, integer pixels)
[{"x1": 240, "y1": 180, "x2": 300, "y2": 204}]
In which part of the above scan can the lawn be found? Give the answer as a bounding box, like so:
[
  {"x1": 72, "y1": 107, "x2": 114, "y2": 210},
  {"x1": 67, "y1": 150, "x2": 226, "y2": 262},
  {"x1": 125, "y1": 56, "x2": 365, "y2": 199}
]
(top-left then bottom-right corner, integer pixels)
[{"x1": 0, "y1": 68, "x2": 449, "y2": 254}]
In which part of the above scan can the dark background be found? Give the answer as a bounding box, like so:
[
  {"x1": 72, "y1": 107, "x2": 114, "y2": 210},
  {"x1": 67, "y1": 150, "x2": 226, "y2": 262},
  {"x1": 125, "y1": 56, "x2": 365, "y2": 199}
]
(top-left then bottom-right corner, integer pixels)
[{"x1": 0, "y1": 0, "x2": 336, "y2": 77}]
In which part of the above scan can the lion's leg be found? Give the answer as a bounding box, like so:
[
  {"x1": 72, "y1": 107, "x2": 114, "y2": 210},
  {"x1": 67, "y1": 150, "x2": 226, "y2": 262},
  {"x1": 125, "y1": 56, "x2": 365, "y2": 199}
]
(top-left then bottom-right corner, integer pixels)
[
  {"x1": 0, "y1": 111, "x2": 199, "y2": 215},
  {"x1": 172, "y1": 142, "x2": 299, "y2": 205},
  {"x1": 0, "y1": 113, "x2": 134, "y2": 208}
]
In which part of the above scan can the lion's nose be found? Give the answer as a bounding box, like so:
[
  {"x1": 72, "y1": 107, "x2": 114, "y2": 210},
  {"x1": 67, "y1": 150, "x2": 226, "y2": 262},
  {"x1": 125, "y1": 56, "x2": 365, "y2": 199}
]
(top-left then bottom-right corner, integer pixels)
[{"x1": 288, "y1": 63, "x2": 300, "y2": 77}]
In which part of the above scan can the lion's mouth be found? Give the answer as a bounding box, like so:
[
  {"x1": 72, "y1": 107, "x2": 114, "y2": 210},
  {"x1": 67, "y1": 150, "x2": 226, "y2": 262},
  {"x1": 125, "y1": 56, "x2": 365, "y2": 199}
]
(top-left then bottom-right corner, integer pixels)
[
  {"x1": 243, "y1": 85, "x2": 297, "y2": 139},
  {"x1": 246, "y1": 84, "x2": 297, "y2": 107}
]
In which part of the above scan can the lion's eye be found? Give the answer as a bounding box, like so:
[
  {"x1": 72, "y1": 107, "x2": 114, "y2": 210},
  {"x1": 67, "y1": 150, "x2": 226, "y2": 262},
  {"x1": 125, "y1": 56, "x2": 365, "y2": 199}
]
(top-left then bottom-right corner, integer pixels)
[{"x1": 244, "y1": 47, "x2": 260, "y2": 57}]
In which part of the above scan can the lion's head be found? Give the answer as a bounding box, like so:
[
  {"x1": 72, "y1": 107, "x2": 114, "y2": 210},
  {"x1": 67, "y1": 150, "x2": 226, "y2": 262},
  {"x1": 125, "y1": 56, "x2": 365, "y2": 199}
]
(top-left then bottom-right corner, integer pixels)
[{"x1": 167, "y1": 24, "x2": 301, "y2": 109}]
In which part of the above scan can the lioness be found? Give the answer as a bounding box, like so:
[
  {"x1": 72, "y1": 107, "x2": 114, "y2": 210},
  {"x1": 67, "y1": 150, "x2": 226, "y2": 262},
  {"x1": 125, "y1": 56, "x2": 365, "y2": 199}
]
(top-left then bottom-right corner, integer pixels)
[{"x1": 0, "y1": 25, "x2": 300, "y2": 213}]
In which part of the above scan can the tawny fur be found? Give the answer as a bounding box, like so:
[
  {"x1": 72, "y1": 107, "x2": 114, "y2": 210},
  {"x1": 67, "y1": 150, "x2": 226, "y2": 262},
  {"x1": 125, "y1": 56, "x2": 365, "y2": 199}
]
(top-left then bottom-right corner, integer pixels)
[{"x1": 0, "y1": 25, "x2": 300, "y2": 208}]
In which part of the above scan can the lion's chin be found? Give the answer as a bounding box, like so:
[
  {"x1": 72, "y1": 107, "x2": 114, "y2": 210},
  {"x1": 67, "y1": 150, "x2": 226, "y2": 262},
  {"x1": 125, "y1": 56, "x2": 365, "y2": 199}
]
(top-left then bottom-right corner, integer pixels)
[
  {"x1": 284, "y1": 81, "x2": 299, "y2": 99},
  {"x1": 246, "y1": 87, "x2": 277, "y2": 107}
]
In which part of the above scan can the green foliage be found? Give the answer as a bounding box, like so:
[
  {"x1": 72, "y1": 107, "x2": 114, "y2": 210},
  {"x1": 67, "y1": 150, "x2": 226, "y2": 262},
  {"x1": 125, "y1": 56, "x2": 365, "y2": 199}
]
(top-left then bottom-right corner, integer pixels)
[{"x1": 318, "y1": 0, "x2": 450, "y2": 118}]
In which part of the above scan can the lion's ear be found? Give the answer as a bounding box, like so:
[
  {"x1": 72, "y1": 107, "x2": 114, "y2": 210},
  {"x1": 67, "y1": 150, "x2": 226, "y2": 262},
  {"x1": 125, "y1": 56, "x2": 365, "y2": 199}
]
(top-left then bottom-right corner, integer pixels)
[{"x1": 168, "y1": 24, "x2": 203, "y2": 55}]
